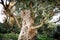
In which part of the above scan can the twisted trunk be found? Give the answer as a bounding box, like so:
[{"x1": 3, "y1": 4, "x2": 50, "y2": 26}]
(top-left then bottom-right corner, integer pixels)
[{"x1": 18, "y1": 10, "x2": 37, "y2": 40}]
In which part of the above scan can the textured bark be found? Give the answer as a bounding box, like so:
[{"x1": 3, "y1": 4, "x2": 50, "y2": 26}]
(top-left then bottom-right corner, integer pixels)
[{"x1": 18, "y1": 10, "x2": 37, "y2": 40}]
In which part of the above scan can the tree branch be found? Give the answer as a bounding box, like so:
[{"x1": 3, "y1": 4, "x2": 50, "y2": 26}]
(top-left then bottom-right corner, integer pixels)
[
  {"x1": 31, "y1": 10, "x2": 54, "y2": 29},
  {"x1": 13, "y1": 15, "x2": 21, "y2": 28},
  {"x1": 1, "y1": 0, "x2": 5, "y2": 7},
  {"x1": 31, "y1": 17, "x2": 47, "y2": 29}
]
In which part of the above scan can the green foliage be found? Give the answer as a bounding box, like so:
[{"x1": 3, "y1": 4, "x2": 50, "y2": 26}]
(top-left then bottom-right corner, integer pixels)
[
  {"x1": 0, "y1": 33, "x2": 19, "y2": 40},
  {"x1": 36, "y1": 34, "x2": 54, "y2": 40},
  {"x1": 0, "y1": 23, "x2": 20, "y2": 33}
]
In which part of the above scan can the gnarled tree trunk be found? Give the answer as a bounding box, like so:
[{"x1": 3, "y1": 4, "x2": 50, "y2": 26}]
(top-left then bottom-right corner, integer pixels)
[{"x1": 18, "y1": 10, "x2": 37, "y2": 40}]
